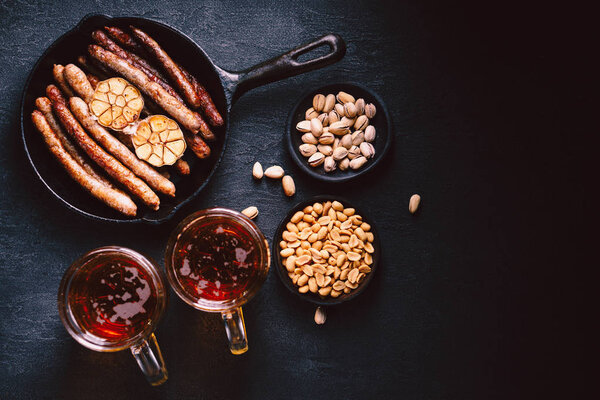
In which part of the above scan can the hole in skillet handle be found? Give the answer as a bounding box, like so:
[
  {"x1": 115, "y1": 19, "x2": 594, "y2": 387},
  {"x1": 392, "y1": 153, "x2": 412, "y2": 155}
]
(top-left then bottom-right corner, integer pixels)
[
  {"x1": 286, "y1": 83, "x2": 393, "y2": 183},
  {"x1": 272, "y1": 195, "x2": 381, "y2": 306}
]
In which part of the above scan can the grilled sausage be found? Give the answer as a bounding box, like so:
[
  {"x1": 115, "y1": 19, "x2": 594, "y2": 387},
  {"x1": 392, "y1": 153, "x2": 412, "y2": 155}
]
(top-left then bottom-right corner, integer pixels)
[
  {"x1": 52, "y1": 64, "x2": 75, "y2": 98},
  {"x1": 107, "y1": 25, "x2": 223, "y2": 127},
  {"x1": 69, "y1": 97, "x2": 176, "y2": 197},
  {"x1": 130, "y1": 26, "x2": 201, "y2": 108},
  {"x1": 46, "y1": 85, "x2": 160, "y2": 210},
  {"x1": 35, "y1": 96, "x2": 120, "y2": 192},
  {"x1": 91, "y1": 30, "x2": 184, "y2": 103},
  {"x1": 88, "y1": 45, "x2": 214, "y2": 140},
  {"x1": 31, "y1": 110, "x2": 137, "y2": 216},
  {"x1": 63, "y1": 64, "x2": 95, "y2": 103},
  {"x1": 184, "y1": 130, "x2": 211, "y2": 159},
  {"x1": 173, "y1": 159, "x2": 190, "y2": 175}
]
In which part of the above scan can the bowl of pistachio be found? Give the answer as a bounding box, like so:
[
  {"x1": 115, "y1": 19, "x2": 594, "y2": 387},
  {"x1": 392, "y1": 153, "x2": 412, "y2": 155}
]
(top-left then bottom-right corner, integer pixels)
[{"x1": 286, "y1": 83, "x2": 392, "y2": 183}]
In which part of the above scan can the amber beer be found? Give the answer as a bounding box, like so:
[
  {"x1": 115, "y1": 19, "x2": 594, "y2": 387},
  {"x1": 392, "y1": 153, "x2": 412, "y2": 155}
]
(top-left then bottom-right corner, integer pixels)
[
  {"x1": 58, "y1": 247, "x2": 168, "y2": 385},
  {"x1": 165, "y1": 208, "x2": 270, "y2": 354}
]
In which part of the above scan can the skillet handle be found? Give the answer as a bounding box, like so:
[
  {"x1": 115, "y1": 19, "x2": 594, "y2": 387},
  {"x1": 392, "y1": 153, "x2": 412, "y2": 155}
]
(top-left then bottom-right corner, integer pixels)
[{"x1": 229, "y1": 34, "x2": 346, "y2": 104}]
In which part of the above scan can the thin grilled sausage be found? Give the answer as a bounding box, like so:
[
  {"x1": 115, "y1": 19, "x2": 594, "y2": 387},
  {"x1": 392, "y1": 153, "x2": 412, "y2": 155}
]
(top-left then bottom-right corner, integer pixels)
[
  {"x1": 46, "y1": 85, "x2": 160, "y2": 210},
  {"x1": 91, "y1": 30, "x2": 184, "y2": 103},
  {"x1": 63, "y1": 64, "x2": 95, "y2": 103},
  {"x1": 69, "y1": 97, "x2": 176, "y2": 197},
  {"x1": 88, "y1": 45, "x2": 213, "y2": 140},
  {"x1": 173, "y1": 159, "x2": 190, "y2": 175},
  {"x1": 31, "y1": 110, "x2": 137, "y2": 216},
  {"x1": 87, "y1": 73, "x2": 100, "y2": 89},
  {"x1": 104, "y1": 25, "x2": 223, "y2": 127},
  {"x1": 181, "y1": 68, "x2": 224, "y2": 127},
  {"x1": 130, "y1": 26, "x2": 201, "y2": 108},
  {"x1": 53, "y1": 64, "x2": 75, "y2": 98},
  {"x1": 184, "y1": 130, "x2": 210, "y2": 159},
  {"x1": 77, "y1": 55, "x2": 110, "y2": 79},
  {"x1": 35, "y1": 97, "x2": 120, "y2": 192}
]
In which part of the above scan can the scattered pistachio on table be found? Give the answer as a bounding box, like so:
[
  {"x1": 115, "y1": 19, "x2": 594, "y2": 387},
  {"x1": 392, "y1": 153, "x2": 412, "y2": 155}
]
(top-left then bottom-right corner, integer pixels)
[
  {"x1": 409, "y1": 194, "x2": 421, "y2": 214},
  {"x1": 242, "y1": 206, "x2": 259, "y2": 219},
  {"x1": 296, "y1": 91, "x2": 377, "y2": 173},
  {"x1": 252, "y1": 162, "x2": 296, "y2": 197}
]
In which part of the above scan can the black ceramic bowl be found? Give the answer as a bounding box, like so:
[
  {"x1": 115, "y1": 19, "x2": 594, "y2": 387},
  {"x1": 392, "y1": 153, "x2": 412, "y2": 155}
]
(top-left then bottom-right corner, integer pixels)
[
  {"x1": 21, "y1": 14, "x2": 345, "y2": 223},
  {"x1": 286, "y1": 83, "x2": 392, "y2": 183},
  {"x1": 273, "y1": 195, "x2": 380, "y2": 306}
]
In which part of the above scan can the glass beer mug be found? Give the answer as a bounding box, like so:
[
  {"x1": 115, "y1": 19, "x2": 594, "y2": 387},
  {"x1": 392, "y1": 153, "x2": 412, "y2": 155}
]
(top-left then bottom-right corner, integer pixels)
[
  {"x1": 57, "y1": 246, "x2": 168, "y2": 385},
  {"x1": 165, "y1": 208, "x2": 270, "y2": 354}
]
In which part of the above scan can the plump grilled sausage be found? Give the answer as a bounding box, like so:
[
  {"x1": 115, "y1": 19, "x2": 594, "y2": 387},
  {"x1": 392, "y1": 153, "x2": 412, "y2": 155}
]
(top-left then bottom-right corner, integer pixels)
[
  {"x1": 52, "y1": 64, "x2": 75, "y2": 98},
  {"x1": 46, "y1": 85, "x2": 160, "y2": 210},
  {"x1": 31, "y1": 110, "x2": 137, "y2": 216},
  {"x1": 69, "y1": 97, "x2": 176, "y2": 197},
  {"x1": 63, "y1": 64, "x2": 95, "y2": 103},
  {"x1": 35, "y1": 96, "x2": 119, "y2": 192}
]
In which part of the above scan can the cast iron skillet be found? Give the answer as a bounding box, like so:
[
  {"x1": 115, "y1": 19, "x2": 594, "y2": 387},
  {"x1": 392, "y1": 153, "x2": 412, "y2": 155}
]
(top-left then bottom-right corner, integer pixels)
[
  {"x1": 272, "y1": 195, "x2": 380, "y2": 306},
  {"x1": 20, "y1": 14, "x2": 346, "y2": 223},
  {"x1": 286, "y1": 83, "x2": 392, "y2": 183}
]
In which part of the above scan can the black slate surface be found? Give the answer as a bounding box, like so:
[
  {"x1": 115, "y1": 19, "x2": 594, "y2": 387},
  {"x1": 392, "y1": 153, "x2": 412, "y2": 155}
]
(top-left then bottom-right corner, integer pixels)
[{"x1": 0, "y1": 1, "x2": 592, "y2": 399}]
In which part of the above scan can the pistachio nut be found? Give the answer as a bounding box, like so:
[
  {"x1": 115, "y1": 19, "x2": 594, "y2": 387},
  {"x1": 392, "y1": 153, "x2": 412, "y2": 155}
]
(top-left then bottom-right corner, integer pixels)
[
  {"x1": 328, "y1": 121, "x2": 350, "y2": 136},
  {"x1": 340, "y1": 133, "x2": 353, "y2": 149},
  {"x1": 354, "y1": 115, "x2": 369, "y2": 131},
  {"x1": 308, "y1": 152, "x2": 325, "y2": 167},
  {"x1": 282, "y1": 175, "x2": 295, "y2": 197},
  {"x1": 321, "y1": 93, "x2": 334, "y2": 113},
  {"x1": 296, "y1": 120, "x2": 311, "y2": 132},
  {"x1": 317, "y1": 144, "x2": 333, "y2": 156},
  {"x1": 332, "y1": 146, "x2": 348, "y2": 161},
  {"x1": 338, "y1": 157, "x2": 350, "y2": 171},
  {"x1": 355, "y1": 98, "x2": 365, "y2": 115},
  {"x1": 318, "y1": 131, "x2": 335, "y2": 145},
  {"x1": 359, "y1": 142, "x2": 375, "y2": 158},
  {"x1": 241, "y1": 206, "x2": 258, "y2": 219},
  {"x1": 306, "y1": 107, "x2": 319, "y2": 120},
  {"x1": 336, "y1": 91, "x2": 355, "y2": 104},
  {"x1": 348, "y1": 145, "x2": 361, "y2": 160},
  {"x1": 365, "y1": 103, "x2": 377, "y2": 118},
  {"x1": 317, "y1": 113, "x2": 329, "y2": 127},
  {"x1": 344, "y1": 102, "x2": 357, "y2": 118},
  {"x1": 264, "y1": 165, "x2": 285, "y2": 178},
  {"x1": 301, "y1": 132, "x2": 318, "y2": 144},
  {"x1": 409, "y1": 194, "x2": 421, "y2": 214},
  {"x1": 364, "y1": 125, "x2": 376, "y2": 142},
  {"x1": 349, "y1": 156, "x2": 367, "y2": 170},
  {"x1": 332, "y1": 138, "x2": 340, "y2": 150},
  {"x1": 341, "y1": 116, "x2": 356, "y2": 127},
  {"x1": 310, "y1": 118, "x2": 323, "y2": 137},
  {"x1": 313, "y1": 94, "x2": 326, "y2": 112},
  {"x1": 334, "y1": 103, "x2": 345, "y2": 117},
  {"x1": 252, "y1": 161, "x2": 263, "y2": 179},
  {"x1": 299, "y1": 143, "x2": 317, "y2": 157},
  {"x1": 323, "y1": 156, "x2": 337, "y2": 172},
  {"x1": 351, "y1": 130, "x2": 365, "y2": 146},
  {"x1": 328, "y1": 110, "x2": 340, "y2": 124}
]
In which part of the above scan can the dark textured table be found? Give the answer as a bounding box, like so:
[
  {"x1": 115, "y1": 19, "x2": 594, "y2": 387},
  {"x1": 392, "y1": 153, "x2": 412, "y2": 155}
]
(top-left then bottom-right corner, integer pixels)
[{"x1": 0, "y1": 1, "x2": 590, "y2": 399}]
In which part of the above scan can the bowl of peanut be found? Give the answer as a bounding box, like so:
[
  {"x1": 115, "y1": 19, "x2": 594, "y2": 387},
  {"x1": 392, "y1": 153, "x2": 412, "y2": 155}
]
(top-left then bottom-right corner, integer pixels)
[
  {"x1": 273, "y1": 195, "x2": 380, "y2": 305},
  {"x1": 286, "y1": 83, "x2": 392, "y2": 183}
]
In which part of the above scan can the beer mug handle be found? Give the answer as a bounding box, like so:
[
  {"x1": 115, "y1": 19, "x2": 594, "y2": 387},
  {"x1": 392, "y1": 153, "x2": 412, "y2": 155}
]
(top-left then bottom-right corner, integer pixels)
[
  {"x1": 221, "y1": 307, "x2": 248, "y2": 354},
  {"x1": 131, "y1": 333, "x2": 168, "y2": 385}
]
